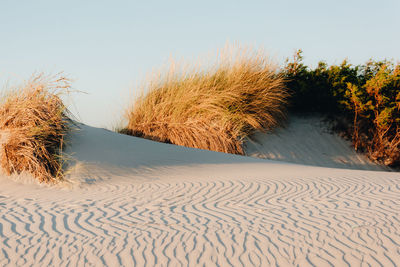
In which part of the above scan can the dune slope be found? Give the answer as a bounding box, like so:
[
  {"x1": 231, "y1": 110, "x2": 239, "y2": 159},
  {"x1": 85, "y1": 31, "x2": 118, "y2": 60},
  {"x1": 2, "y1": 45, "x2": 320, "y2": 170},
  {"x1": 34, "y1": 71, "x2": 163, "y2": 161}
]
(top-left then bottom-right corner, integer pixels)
[
  {"x1": 0, "y1": 122, "x2": 399, "y2": 266},
  {"x1": 245, "y1": 115, "x2": 387, "y2": 171}
]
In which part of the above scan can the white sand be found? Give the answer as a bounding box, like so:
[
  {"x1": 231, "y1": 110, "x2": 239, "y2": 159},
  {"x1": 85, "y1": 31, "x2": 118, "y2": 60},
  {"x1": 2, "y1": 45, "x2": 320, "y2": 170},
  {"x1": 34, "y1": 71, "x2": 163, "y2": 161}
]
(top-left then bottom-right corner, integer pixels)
[{"x1": 1, "y1": 120, "x2": 399, "y2": 266}]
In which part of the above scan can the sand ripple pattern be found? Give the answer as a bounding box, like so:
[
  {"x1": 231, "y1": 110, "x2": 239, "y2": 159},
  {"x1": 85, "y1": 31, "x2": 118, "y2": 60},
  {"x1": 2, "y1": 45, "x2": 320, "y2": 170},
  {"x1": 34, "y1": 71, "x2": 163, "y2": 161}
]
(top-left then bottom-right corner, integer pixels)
[{"x1": 1, "y1": 171, "x2": 400, "y2": 266}]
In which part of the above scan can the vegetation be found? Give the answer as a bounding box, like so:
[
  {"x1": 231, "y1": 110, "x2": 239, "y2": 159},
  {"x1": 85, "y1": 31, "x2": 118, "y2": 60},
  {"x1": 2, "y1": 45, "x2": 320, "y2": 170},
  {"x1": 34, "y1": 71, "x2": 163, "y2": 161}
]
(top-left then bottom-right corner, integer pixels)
[
  {"x1": 2, "y1": 49, "x2": 394, "y2": 182},
  {"x1": 122, "y1": 46, "x2": 289, "y2": 154},
  {"x1": 0, "y1": 74, "x2": 71, "y2": 183},
  {"x1": 284, "y1": 50, "x2": 400, "y2": 167}
]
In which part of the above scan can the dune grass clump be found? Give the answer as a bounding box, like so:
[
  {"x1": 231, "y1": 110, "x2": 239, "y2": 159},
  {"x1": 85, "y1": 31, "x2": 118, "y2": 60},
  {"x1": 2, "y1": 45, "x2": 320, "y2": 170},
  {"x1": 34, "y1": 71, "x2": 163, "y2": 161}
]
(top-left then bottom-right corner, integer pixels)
[
  {"x1": 123, "y1": 46, "x2": 289, "y2": 154},
  {"x1": 0, "y1": 74, "x2": 71, "y2": 183}
]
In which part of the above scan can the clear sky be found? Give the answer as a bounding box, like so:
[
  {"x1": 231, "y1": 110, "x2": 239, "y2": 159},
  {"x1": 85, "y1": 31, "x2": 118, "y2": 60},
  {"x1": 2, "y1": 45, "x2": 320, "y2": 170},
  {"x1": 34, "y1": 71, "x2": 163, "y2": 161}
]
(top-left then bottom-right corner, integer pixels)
[{"x1": 1, "y1": 0, "x2": 399, "y2": 128}]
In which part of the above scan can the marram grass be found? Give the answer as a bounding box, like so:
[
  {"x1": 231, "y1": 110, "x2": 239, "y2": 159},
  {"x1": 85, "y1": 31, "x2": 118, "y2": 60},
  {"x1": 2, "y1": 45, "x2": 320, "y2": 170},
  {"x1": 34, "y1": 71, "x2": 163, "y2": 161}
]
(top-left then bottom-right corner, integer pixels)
[
  {"x1": 0, "y1": 74, "x2": 71, "y2": 183},
  {"x1": 123, "y1": 46, "x2": 290, "y2": 154}
]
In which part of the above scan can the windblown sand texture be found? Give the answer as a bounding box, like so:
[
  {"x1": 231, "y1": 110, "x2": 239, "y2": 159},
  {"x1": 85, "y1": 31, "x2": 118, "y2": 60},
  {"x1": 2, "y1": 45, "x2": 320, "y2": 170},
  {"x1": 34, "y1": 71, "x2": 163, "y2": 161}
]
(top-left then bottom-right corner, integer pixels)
[{"x1": 0, "y1": 121, "x2": 399, "y2": 266}]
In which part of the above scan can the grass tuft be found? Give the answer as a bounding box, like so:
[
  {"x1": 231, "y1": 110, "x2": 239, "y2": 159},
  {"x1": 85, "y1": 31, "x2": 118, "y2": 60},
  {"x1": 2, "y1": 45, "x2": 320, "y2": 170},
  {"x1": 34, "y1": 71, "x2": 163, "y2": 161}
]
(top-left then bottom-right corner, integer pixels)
[
  {"x1": 123, "y1": 46, "x2": 290, "y2": 154},
  {"x1": 0, "y1": 73, "x2": 71, "y2": 183}
]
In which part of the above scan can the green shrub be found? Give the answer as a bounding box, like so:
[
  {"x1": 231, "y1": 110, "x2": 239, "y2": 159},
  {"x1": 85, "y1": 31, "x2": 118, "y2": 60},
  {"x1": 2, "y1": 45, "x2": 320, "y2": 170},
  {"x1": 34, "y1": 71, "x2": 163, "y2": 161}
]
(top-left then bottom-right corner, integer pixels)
[
  {"x1": 344, "y1": 62, "x2": 400, "y2": 165},
  {"x1": 284, "y1": 50, "x2": 360, "y2": 115},
  {"x1": 284, "y1": 51, "x2": 400, "y2": 167}
]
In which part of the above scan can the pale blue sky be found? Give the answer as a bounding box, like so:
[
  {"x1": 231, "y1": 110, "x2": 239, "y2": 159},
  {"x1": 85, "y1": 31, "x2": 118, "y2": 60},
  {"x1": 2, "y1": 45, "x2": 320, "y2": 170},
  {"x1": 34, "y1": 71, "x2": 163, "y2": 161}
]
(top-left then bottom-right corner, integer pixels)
[{"x1": 1, "y1": 0, "x2": 399, "y2": 128}]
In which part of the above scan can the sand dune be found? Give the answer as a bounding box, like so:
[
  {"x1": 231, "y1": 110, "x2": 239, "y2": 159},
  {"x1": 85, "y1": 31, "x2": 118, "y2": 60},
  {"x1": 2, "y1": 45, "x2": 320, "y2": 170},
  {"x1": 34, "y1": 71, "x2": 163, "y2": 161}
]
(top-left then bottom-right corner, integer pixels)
[
  {"x1": 246, "y1": 115, "x2": 387, "y2": 171},
  {"x1": 1, "y1": 122, "x2": 399, "y2": 266}
]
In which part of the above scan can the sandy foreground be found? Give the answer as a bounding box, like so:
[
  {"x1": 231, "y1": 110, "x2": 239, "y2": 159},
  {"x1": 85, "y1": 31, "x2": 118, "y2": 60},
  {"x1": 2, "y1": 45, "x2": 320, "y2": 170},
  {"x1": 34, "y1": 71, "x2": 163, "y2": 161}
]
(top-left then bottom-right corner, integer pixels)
[{"x1": 1, "y1": 118, "x2": 400, "y2": 266}]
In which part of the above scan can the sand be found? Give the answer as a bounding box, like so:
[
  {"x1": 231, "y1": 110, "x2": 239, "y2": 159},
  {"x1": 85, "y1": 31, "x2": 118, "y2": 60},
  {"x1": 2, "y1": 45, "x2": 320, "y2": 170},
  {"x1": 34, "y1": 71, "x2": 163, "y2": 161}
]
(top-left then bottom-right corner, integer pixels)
[
  {"x1": 0, "y1": 120, "x2": 399, "y2": 266},
  {"x1": 246, "y1": 115, "x2": 388, "y2": 171}
]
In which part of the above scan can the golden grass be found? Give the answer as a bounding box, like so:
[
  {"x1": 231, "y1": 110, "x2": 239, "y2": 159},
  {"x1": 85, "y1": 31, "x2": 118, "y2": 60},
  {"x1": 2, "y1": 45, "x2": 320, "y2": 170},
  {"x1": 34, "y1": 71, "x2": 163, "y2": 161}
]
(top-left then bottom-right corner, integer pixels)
[
  {"x1": 123, "y1": 46, "x2": 290, "y2": 154},
  {"x1": 0, "y1": 74, "x2": 71, "y2": 183}
]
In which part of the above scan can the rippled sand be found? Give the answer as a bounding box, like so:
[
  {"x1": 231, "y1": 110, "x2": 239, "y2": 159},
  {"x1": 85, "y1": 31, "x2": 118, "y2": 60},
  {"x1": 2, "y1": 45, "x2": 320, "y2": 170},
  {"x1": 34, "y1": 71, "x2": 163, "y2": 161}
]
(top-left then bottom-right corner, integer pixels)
[{"x1": 1, "y1": 122, "x2": 399, "y2": 266}]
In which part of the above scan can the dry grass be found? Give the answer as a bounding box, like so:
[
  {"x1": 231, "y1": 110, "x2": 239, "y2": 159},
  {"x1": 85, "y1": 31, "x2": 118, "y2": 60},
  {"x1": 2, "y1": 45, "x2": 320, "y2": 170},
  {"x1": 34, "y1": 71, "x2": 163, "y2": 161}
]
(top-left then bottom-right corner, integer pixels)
[
  {"x1": 0, "y1": 74, "x2": 71, "y2": 183},
  {"x1": 123, "y1": 46, "x2": 290, "y2": 154}
]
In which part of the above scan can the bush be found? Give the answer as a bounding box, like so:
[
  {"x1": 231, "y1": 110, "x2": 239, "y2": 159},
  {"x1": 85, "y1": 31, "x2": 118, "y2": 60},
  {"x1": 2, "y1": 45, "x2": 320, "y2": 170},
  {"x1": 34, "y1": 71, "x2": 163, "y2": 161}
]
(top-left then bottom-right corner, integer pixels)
[
  {"x1": 0, "y1": 74, "x2": 71, "y2": 183},
  {"x1": 284, "y1": 50, "x2": 360, "y2": 115},
  {"x1": 123, "y1": 46, "x2": 289, "y2": 154},
  {"x1": 344, "y1": 61, "x2": 400, "y2": 166},
  {"x1": 284, "y1": 51, "x2": 400, "y2": 167}
]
